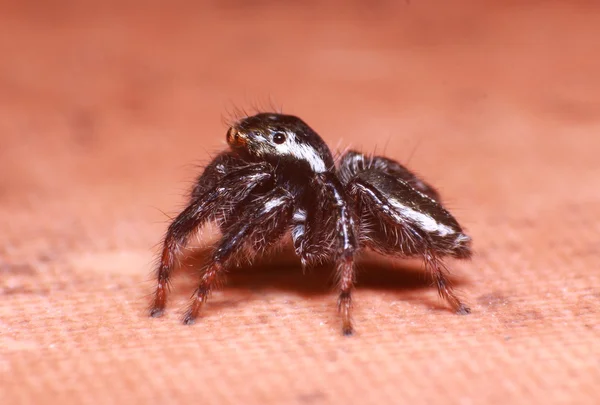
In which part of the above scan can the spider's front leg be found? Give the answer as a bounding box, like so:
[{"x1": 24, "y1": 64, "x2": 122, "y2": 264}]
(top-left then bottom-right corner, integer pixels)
[
  {"x1": 340, "y1": 151, "x2": 472, "y2": 314},
  {"x1": 149, "y1": 155, "x2": 273, "y2": 318},
  {"x1": 183, "y1": 187, "x2": 294, "y2": 324},
  {"x1": 292, "y1": 175, "x2": 359, "y2": 335}
]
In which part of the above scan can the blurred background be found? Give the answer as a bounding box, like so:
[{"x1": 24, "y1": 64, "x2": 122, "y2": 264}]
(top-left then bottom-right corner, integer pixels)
[{"x1": 1, "y1": 1, "x2": 599, "y2": 404}]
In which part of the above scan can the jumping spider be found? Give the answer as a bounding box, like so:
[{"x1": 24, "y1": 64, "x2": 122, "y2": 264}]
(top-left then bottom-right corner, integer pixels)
[{"x1": 149, "y1": 112, "x2": 472, "y2": 335}]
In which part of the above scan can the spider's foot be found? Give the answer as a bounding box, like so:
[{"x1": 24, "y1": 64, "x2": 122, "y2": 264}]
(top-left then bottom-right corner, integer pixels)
[
  {"x1": 342, "y1": 323, "x2": 354, "y2": 337},
  {"x1": 182, "y1": 297, "x2": 204, "y2": 325},
  {"x1": 456, "y1": 304, "x2": 471, "y2": 315},
  {"x1": 149, "y1": 307, "x2": 165, "y2": 318},
  {"x1": 338, "y1": 291, "x2": 354, "y2": 336},
  {"x1": 150, "y1": 285, "x2": 167, "y2": 318},
  {"x1": 182, "y1": 311, "x2": 197, "y2": 325}
]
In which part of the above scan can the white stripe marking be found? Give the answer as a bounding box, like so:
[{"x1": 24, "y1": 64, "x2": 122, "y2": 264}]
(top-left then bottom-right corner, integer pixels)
[
  {"x1": 292, "y1": 224, "x2": 305, "y2": 242},
  {"x1": 293, "y1": 209, "x2": 307, "y2": 222},
  {"x1": 274, "y1": 132, "x2": 327, "y2": 172},
  {"x1": 263, "y1": 197, "x2": 286, "y2": 212},
  {"x1": 388, "y1": 198, "x2": 455, "y2": 236}
]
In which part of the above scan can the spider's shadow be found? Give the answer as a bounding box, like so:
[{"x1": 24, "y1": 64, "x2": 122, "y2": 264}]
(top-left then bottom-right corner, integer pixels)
[{"x1": 171, "y1": 244, "x2": 470, "y2": 314}]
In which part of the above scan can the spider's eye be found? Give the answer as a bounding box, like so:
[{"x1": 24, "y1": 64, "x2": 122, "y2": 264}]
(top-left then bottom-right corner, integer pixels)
[{"x1": 272, "y1": 132, "x2": 286, "y2": 144}]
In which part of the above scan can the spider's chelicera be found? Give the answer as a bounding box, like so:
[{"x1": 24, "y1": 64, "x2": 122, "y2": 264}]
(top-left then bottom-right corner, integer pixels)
[{"x1": 149, "y1": 112, "x2": 472, "y2": 335}]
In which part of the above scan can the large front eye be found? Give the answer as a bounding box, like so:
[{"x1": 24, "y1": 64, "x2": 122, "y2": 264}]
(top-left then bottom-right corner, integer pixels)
[{"x1": 272, "y1": 132, "x2": 286, "y2": 144}]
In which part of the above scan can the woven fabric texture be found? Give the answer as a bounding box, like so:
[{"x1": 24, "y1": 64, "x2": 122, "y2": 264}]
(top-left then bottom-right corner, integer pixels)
[{"x1": 1, "y1": 2, "x2": 599, "y2": 404}]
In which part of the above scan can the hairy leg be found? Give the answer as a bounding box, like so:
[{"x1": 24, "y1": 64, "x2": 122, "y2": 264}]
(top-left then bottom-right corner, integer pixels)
[
  {"x1": 424, "y1": 253, "x2": 471, "y2": 314},
  {"x1": 293, "y1": 175, "x2": 359, "y2": 335},
  {"x1": 190, "y1": 152, "x2": 244, "y2": 200},
  {"x1": 346, "y1": 168, "x2": 472, "y2": 313},
  {"x1": 149, "y1": 161, "x2": 273, "y2": 317},
  {"x1": 183, "y1": 187, "x2": 294, "y2": 324},
  {"x1": 336, "y1": 252, "x2": 355, "y2": 336}
]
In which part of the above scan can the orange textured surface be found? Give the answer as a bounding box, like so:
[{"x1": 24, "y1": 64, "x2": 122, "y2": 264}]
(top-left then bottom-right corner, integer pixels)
[{"x1": 1, "y1": 2, "x2": 599, "y2": 404}]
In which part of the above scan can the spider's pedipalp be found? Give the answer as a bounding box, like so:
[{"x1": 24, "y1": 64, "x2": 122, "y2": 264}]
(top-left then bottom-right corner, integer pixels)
[{"x1": 291, "y1": 197, "x2": 331, "y2": 268}]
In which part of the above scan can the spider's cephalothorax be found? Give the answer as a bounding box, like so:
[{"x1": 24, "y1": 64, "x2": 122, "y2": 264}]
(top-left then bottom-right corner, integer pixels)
[{"x1": 149, "y1": 112, "x2": 473, "y2": 335}]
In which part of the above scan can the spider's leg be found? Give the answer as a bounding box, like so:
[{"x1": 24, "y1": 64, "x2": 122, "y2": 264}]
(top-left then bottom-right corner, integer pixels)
[
  {"x1": 346, "y1": 169, "x2": 472, "y2": 314},
  {"x1": 338, "y1": 150, "x2": 441, "y2": 202},
  {"x1": 424, "y1": 251, "x2": 471, "y2": 315},
  {"x1": 149, "y1": 159, "x2": 273, "y2": 317},
  {"x1": 182, "y1": 187, "x2": 294, "y2": 324},
  {"x1": 291, "y1": 193, "x2": 329, "y2": 269},
  {"x1": 189, "y1": 151, "x2": 244, "y2": 200},
  {"x1": 293, "y1": 175, "x2": 359, "y2": 335},
  {"x1": 336, "y1": 250, "x2": 357, "y2": 336},
  {"x1": 325, "y1": 178, "x2": 359, "y2": 336}
]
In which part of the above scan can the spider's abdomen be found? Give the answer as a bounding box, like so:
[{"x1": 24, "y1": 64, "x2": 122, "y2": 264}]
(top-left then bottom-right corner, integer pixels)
[{"x1": 347, "y1": 169, "x2": 472, "y2": 260}]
